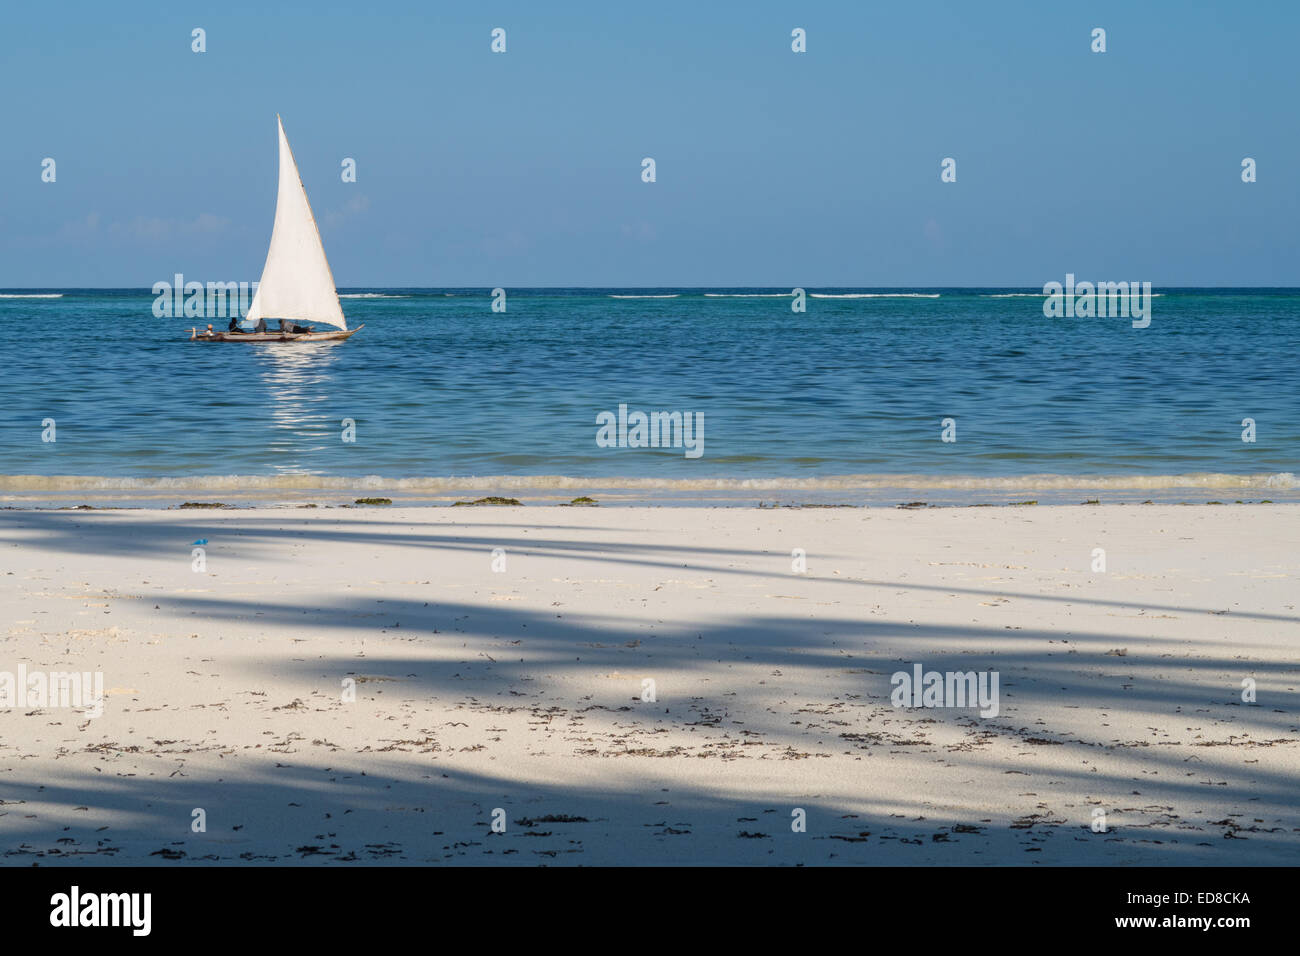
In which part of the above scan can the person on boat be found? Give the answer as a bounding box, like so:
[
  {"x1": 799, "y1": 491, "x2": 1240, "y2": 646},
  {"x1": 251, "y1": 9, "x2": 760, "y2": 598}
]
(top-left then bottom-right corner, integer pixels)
[
  {"x1": 227, "y1": 316, "x2": 241, "y2": 333},
  {"x1": 204, "y1": 324, "x2": 215, "y2": 337},
  {"x1": 254, "y1": 317, "x2": 267, "y2": 333}
]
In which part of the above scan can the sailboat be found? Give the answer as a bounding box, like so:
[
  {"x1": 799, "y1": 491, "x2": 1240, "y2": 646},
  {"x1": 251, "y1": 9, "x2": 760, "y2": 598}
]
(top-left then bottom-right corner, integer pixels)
[{"x1": 190, "y1": 115, "x2": 362, "y2": 342}]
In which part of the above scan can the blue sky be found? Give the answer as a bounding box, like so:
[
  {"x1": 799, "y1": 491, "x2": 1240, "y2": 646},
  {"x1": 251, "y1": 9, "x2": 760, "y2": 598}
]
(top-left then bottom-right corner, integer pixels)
[{"x1": 1, "y1": 0, "x2": 1296, "y2": 286}]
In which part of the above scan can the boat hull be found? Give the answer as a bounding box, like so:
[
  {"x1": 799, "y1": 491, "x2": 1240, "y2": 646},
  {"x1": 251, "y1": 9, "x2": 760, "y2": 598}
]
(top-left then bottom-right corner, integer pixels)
[{"x1": 190, "y1": 325, "x2": 363, "y2": 343}]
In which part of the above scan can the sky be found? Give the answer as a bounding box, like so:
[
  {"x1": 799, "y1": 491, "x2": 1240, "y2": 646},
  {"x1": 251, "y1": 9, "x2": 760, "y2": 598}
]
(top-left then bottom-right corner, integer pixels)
[{"x1": 0, "y1": 0, "x2": 1297, "y2": 287}]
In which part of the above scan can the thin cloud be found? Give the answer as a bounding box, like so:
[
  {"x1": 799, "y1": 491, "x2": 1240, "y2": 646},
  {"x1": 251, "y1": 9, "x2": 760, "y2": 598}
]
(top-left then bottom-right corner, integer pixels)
[{"x1": 107, "y1": 213, "x2": 231, "y2": 241}]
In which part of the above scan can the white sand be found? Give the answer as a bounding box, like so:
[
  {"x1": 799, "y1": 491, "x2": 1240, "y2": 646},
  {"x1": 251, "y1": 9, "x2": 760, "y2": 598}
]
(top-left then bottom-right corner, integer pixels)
[{"x1": 1, "y1": 504, "x2": 1296, "y2": 865}]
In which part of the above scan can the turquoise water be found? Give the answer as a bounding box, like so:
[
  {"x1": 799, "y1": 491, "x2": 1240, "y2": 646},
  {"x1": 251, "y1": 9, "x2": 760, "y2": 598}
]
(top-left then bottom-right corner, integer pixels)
[{"x1": 1, "y1": 288, "x2": 1297, "y2": 505}]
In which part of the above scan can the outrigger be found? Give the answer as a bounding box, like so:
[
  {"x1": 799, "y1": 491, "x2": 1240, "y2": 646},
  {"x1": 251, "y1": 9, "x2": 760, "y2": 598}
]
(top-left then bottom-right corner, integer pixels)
[{"x1": 190, "y1": 115, "x2": 361, "y2": 344}]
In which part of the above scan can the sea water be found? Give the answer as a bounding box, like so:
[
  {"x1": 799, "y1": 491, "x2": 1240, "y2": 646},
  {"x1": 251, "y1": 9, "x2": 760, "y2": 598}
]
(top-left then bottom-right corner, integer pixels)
[{"x1": 0, "y1": 288, "x2": 1296, "y2": 506}]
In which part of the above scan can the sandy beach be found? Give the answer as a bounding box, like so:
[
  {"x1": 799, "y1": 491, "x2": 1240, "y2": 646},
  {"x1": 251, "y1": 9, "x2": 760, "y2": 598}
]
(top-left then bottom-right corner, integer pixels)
[{"x1": 1, "y1": 504, "x2": 1296, "y2": 865}]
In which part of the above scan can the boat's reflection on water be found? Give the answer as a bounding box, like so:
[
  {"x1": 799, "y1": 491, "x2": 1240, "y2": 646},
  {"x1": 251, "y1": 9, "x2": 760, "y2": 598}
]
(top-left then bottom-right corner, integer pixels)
[{"x1": 253, "y1": 342, "x2": 344, "y2": 473}]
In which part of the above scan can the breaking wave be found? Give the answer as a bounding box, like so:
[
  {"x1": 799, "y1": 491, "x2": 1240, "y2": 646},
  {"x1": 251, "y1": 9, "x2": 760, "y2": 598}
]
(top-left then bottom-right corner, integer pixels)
[
  {"x1": 983, "y1": 292, "x2": 1165, "y2": 298},
  {"x1": 3, "y1": 472, "x2": 1295, "y2": 493}
]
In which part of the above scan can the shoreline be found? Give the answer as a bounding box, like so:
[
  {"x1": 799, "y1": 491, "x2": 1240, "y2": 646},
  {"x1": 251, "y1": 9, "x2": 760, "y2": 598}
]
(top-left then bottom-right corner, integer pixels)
[
  {"x1": 2, "y1": 471, "x2": 1297, "y2": 510},
  {"x1": 2, "y1": 497, "x2": 1295, "y2": 511}
]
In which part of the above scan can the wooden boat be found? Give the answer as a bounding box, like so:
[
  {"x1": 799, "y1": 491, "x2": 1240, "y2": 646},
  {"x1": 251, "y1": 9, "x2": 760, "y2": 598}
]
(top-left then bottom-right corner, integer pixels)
[
  {"x1": 191, "y1": 325, "x2": 363, "y2": 342},
  {"x1": 191, "y1": 115, "x2": 358, "y2": 344}
]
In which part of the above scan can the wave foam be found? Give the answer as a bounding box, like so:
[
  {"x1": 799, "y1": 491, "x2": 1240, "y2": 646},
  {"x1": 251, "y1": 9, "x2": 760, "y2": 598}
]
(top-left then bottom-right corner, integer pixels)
[
  {"x1": 3, "y1": 472, "x2": 1295, "y2": 494},
  {"x1": 810, "y1": 293, "x2": 940, "y2": 299},
  {"x1": 983, "y1": 292, "x2": 1164, "y2": 298},
  {"x1": 0, "y1": 293, "x2": 63, "y2": 299}
]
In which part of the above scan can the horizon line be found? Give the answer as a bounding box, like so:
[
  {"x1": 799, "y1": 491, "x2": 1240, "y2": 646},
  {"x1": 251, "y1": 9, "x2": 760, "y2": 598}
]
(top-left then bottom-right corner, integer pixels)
[{"x1": 5, "y1": 285, "x2": 1300, "y2": 292}]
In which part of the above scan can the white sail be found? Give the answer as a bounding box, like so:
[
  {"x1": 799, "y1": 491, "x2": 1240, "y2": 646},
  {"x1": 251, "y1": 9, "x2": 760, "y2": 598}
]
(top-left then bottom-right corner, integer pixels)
[{"x1": 244, "y1": 116, "x2": 347, "y2": 331}]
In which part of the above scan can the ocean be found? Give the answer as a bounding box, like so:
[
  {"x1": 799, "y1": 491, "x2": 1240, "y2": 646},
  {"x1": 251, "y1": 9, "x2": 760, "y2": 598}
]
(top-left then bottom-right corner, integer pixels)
[{"x1": 1, "y1": 288, "x2": 1296, "y2": 507}]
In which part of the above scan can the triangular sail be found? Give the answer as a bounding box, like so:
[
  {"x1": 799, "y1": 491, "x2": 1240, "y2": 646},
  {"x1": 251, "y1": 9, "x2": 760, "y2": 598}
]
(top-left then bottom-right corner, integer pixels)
[{"x1": 244, "y1": 116, "x2": 347, "y2": 331}]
